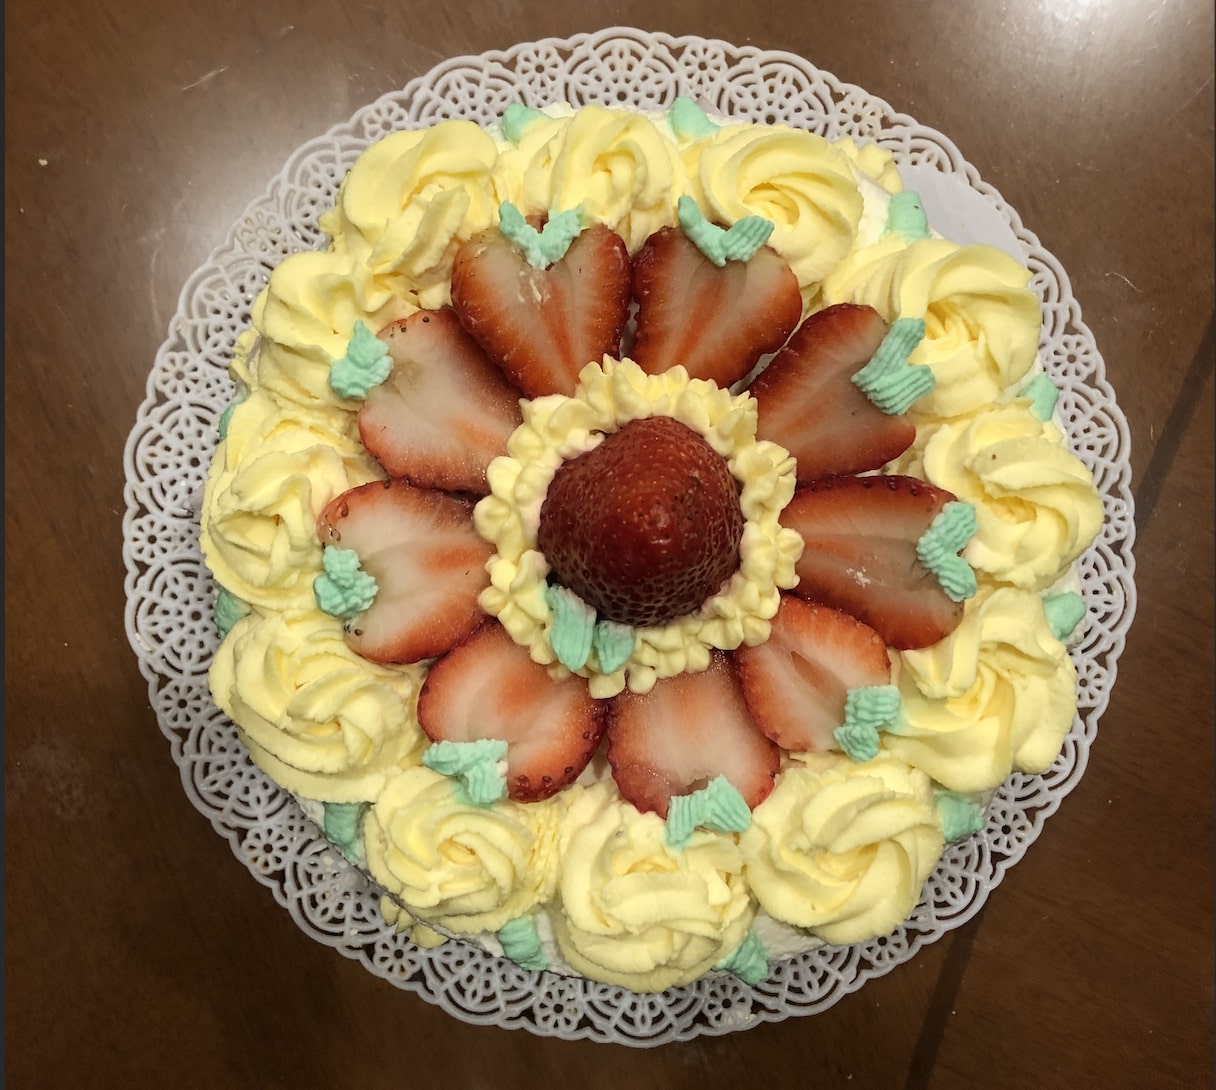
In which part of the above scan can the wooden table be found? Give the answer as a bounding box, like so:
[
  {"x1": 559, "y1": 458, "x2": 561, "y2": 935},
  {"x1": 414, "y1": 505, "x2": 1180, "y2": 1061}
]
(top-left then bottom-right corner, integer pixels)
[{"x1": 7, "y1": 4, "x2": 1212, "y2": 1086}]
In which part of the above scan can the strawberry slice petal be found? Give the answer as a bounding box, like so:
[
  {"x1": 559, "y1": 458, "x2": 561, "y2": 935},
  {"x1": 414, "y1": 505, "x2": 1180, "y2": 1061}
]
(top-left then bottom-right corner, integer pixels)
[
  {"x1": 450, "y1": 222, "x2": 631, "y2": 398},
  {"x1": 606, "y1": 655, "x2": 779, "y2": 818},
  {"x1": 631, "y1": 227, "x2": 802, "y2": 389},
  {"x1": 750, "y1": 303, "x2": 916, "y2": 480},
  {"x1": 732, "y1": 596, "x2": 891, "y2": 753},
  {"x1": 780, "y1": 474, "x2": 964, "y2": 649},
  {"x1": 417, "y1": 622, "x2": 608, "y2": 802},
  {"x1": 358, "y1": 309, "x2": 523, "y2": 494},
  {"x1": 317, "y1": 479, "x2": 492, "y2": 664}
]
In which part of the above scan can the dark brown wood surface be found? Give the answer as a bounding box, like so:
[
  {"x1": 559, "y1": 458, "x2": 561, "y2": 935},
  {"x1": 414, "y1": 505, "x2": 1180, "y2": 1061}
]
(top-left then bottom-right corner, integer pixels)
[{"x1": 6, "y1": 3, "x2": 1213, "y2": 1087}]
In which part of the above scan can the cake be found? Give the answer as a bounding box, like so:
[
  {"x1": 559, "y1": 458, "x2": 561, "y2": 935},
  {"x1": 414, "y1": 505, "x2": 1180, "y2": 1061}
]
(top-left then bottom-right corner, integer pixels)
[{"x1": 200, "y1": 99, "x2": 1103, "y2": 993}]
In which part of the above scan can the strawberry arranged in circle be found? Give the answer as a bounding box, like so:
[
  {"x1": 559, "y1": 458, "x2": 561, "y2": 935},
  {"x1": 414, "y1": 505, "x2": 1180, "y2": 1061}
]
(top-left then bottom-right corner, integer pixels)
[
  {"x1": 631, "y1": 226, "x2": 802, "y2": 389},
  {"x1": 417, "y1": 621, "x2": 608, "y2": 802},
  {"x1": 733, "y1": 596, "x2": 892, "y2": 753},
  {"x1": 358, "y1": 308, "x2": 524, "y2": 494},
  {"x1": 537, "y1": 416, "x2": 744, "y2": 627},
  {"x1": 781, "y1": 474, "x2": 965, "y2": 649},
  {"x1": 450, "y1": 220, "x2": 631, "y2": 398},
  {"x1": 750, "y1": 303, "x2": 916, "y2": 481},
  {"x1": 317, "y1": 479, "x2": 492, "y2": 664}
]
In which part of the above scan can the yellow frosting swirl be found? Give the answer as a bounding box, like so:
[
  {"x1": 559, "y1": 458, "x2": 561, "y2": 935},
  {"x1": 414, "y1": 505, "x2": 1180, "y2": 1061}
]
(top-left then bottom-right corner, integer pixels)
[
  {"x1": 474, "y1": 357, "x2": 803, "y2": 697},
  {"x1": 551, "y1": 784, "x2": 755, "y2": 992},
  {"x1": 819, "y1": 237, "x2": 1041, "y2": 418},
  {"x1": 741, "y1": 753, "x2": 944, "y2": 945},
  {"x1": 889, "y1": 586, "x2": 1079, "y2": 792},
  {"x1": 363, "y1": 765, "x2": 564, "y2": 934},
  {"x1": 200, "y1": 389, "x2": 384, "y2": 610},
  {"x1": 209, "y1": 609, "x2": 426, "y2": 795},
  {"x1": 908, "y1": 403, "x2": 1103, "y2": 590}
]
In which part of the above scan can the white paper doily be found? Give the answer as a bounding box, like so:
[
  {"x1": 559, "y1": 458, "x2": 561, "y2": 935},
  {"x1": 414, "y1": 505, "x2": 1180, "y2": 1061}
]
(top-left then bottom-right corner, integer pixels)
[{"x1": 122, "y1": 28, "x2": 1137, "y2": 1047}]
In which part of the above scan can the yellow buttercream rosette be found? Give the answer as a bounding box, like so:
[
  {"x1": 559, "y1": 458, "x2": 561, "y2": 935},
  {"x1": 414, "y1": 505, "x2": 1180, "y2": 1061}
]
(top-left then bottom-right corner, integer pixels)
[
  {"x1": 473, "y1": 357, "x2": 804, "y2": 697},
  {"x1": 209, "y1": 609, "x2": 426, "y2": 802},
  {"x1": 551, "y1": 784, "x2": 755, "y2": 992},
  {"x1": 741, "y1": 753, "x2": 944, "y2": 945},
  {"x1": 888, "y1": 586, "x2": 1079, "y2": 792},
  {"x1": 363, "y1": 765, "x2": 565, "y2": 935}
]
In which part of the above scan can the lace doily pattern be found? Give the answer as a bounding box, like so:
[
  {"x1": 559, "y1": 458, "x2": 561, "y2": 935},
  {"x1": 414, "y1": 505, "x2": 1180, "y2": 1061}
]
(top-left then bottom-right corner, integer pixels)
[{"x1": 122, "y1": 28, "x2": 1136, "y2": 1047}]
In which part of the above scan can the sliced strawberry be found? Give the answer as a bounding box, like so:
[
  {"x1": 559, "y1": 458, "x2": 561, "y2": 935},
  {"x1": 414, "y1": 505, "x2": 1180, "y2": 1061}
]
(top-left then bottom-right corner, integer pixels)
[
  {"x1": 780, "y1": 474, "x2": 964, "y2": 650},
  {"x1": 631, "y1": 227, "x2": 802, "y2": 389},
  {"x1": 316, "y1": 479, "x2": 492, "y2": 664},
  {"x1": 417, "y1": 621, "x2": 608, "y2": 802},
  {"x1": 358, "y1": 309, "x2": 523, "y2": 494},
  {"x1": 450, "y1": 221, "x2": 631, "y2": 398},
  {"x1": 749, "y1": 303, "x2": 916, "y2": 480},
  {"x1": 606, "y1": 655, "x2": 779, "y2": 818},
  {"x1": 732, "y1": 596, "x2": 891, "y2": 753}
]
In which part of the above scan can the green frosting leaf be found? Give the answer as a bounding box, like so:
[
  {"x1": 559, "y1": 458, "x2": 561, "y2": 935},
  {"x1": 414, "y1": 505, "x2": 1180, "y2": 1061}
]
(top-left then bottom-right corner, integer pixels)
[
  {"x1": 916, "y1": 502, "x2": 979, "y2": 602},
  {"x1": 834, "y1": 685, "x2": 900, "y2": 762},
  {"x1": 501, "y1": 103, "x2": 548, "y2": 144},
  {"x1": 676, "y1": 195, "x2": 775, "y2": 267},
  {"x1": 669, "y1": 96, "x2": 721, "y2": 141},
  {"x1": 592, "y1": 618, "x2": 636, "y2": 675},
  {"x1": 851, "y1": 316, "x2": 935, "y2": 414},
  {"x1": 715, "y1": 929, "x2": 769, "y2": 986},
  {"x1": 313, "y1": 546, "x2": 378, "y2": 620},
  {"x1": 1042, "y1": 590, "x2": 1086, "y2": 642},
  {"x1": 329, "y1": 320, "x2": 392, "y2": 400},
  {"x1": 213, "y1": 587, "x2": 249, "y2": 640},
  {"x1": 666, "y1": 775, "x2": 752, "y2": 848},
  {"x1": 882, "y1": 190, "x2": 931, "y2": 241},
  {"x1": 544, "y1": 584, "x2": 596, "y2": 671},
  {"x1": 934, "y1": 790, "x2": 986, "y2": 843},
  {"x1": 1019, "y1": 372, "x2": 1061, "y2": 422},
  {"x1": 217, "y1": 392, "x2": 247, "y2": 439},
  {"x1": 323, "y1": 801, "x2": 369, "y2": 861},
  {"x1": 422, "y1": 739, "x2": 509, "y2": 806},
  {"x1": 497, "y1": 915, "x2": 548, "y2": 971},
  {"x1": 499, "y1": 201, "x2": 584, "y2": 269}
]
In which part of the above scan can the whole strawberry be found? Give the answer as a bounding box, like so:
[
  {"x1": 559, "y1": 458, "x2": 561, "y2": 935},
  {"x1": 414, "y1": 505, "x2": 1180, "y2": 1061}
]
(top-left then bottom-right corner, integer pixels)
[{"x1": 537, "y1": 416, "x2": 743, "y2": 627}]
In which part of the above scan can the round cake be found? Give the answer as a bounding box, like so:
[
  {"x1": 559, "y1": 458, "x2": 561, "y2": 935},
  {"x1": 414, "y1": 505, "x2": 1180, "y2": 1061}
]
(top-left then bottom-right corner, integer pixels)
[{"x1": 200, "y1": 99, "x2": 1103, "y2": 992}]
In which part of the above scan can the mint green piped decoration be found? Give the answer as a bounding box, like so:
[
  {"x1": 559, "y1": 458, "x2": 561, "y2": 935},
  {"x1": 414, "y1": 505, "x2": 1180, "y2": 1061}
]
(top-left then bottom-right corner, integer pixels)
[
  {"x1": 217, "y1": 393, "x2": 247, "y2": 439},
  {"x1": 850, "y1": 317, "x2": 934, "y2": 414},
  {"x1": 592, "y1": 619, "x2": 636, "y2": 675},
  {"x1": 501, "y1": 103, "x2": 548, "y2": 144},
  {"x1": 1019, "y1": 372, "x2": 1060, "y2": 421},
  {"x1": 497, "y1": 915, "x2": 549, "y2": 971},
  {"x1": 213, "y1": 587, "x2": 249, "y2": 639},
  {"x1": 329, "y1": 320, "x2": 392, "y2": 400},
  {"x1": 934, "y1": 790, "x2": 986, "y2": 843},
  {"x1": 666, "y1": 775, "x2": 752, "y2": 849},
  {"x1": 669, "y1": 96, "x2": 720, "y2": 141},
  {"x1": 544, "y1": 584, "x2": 596, "y2": 671},
  {"x1": 1043, "y1": 590, "x2": 1086, "y2": 642},
  {"x1": 422, "y1": 739, "x2": 510, "y2": 806},
  {"x1": 834, "y1": 685, "x2": 900, "y2": 761},
  {"x1": 882, "y1": 190, "x2": 931, "y2": 241},
  {"x1": 916, "y1": 502, "x2": 979, "y2": 602},
  {"x1": 323, "y1": 801, "x2": 369, "y2": 861},
  {"x1": 676, "y1": 195, "x2": 775, "y2": 267},
  {"x1": 715, "y1": 930, "x2": 769, "y2": 986},
  {"x1": 499, "y1": 202, "x2": 584, "y2": 269},
  {"x1": 313, "y1": 547, "x2": 378, "y2": 620}
]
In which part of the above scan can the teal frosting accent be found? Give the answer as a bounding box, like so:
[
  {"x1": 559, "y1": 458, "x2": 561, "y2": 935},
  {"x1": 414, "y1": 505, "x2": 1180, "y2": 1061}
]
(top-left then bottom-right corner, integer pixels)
[
  {"x1": 1043, "y1": 590, "x2": 1086, "y2": 642},
  {"x1": 850, "y1": 316, "x2": 935, "y2": 414},
  {"x1": 213, "y1": 587, "x2": 249, "y2": 639},
  {"x1": 669, "y1": 96, "x2": 720, "y2": 141},
  {"x1": 329, "y1": 320, "x2": 392, "y2": 400},
  {"x1": 313, "y1": 546, "x2": 378, "y2": 620},
  {"x1": 715, "y1": 929, "x2": 769, "y2": 986},
  {"x1": 323, "y1": 801, "x2": 369, "y2": 860},
  {"x1": 501, "y1": 103, "x2": 548, "y2": 144},
  {"x1": 422, "y1": 739, "x2": 509, "y2": 806},
  {"x1": 592, "y1": 619, "x2": 636, "y2": 675},
  {"x1": 499, "y1": 202, "x2": 583, "y2": 269},
  {"x1": 544, "y1": 584, "x2": 596, "y2": 671},
  {"x1": 882, "y1": 190, "x2": 931, "y2": 241},
  {"x1": 934, "y1": 790, "x2": 986, "y2": 843},
  {"x1": 676, "y1": 195, "x2": 775, "y2": 267},
  {"x1": 1019, "y1": 372, "x2": 1060, "y2": 422},
  {"x1": 916, "y1": 502, "x2": 979, "y2": 603},
  {"x1": 833, "y1": 685, "x2": 900, "y2": 761},
  {"x1": 666, "y1": 775, "x2": 752, "y2": 849},
  {"x1": 497, "y1": 915, "x2": 549, "y2": 971},
  {"x1": 217, "y1": 393, "x2": 247, "y2": 439}
]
